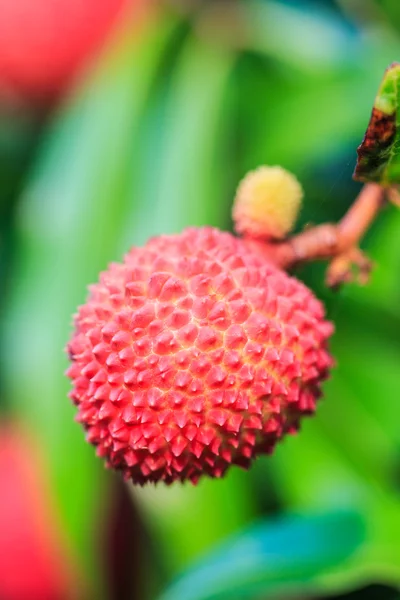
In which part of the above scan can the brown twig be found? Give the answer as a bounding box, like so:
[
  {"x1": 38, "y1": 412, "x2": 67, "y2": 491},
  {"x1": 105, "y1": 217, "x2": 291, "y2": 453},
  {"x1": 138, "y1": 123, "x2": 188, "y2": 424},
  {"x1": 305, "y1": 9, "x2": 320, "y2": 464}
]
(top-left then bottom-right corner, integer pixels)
[{"x1": 250, "y1": 183, "x2": 387, "y2": 288}]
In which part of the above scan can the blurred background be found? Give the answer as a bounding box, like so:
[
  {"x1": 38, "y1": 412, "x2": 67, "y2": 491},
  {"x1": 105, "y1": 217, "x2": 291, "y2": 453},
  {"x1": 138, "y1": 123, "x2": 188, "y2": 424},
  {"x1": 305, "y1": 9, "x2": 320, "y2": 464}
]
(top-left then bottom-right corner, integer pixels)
[{"x1": 1, "y1": 0, "x2": 400, "y2": 599}]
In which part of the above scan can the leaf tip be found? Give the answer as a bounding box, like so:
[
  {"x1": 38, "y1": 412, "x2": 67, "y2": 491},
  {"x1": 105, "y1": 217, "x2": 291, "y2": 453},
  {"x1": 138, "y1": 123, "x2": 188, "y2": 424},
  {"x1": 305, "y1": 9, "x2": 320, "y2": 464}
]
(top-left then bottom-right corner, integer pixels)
[{"x1": 353, "y1": 62, "x2": 400, "y2": 184}]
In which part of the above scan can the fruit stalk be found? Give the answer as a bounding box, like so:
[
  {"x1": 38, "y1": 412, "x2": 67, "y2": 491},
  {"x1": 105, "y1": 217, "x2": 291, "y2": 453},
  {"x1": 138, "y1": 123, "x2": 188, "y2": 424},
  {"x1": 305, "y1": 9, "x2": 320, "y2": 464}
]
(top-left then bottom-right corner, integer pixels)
[{"x1": 262, "y1": 183, "x2": 386, "y2": 288}]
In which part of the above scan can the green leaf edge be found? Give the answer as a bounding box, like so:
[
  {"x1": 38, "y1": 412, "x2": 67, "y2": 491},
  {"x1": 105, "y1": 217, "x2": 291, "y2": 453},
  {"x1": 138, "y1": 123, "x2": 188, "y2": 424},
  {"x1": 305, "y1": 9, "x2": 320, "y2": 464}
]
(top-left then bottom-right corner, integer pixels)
[
  {"x1": 354, "y1": 62, "x2": 400, "y2": 185},
  {"x1": 158, "y1": 511, "x2": 367, "y2": 600}
]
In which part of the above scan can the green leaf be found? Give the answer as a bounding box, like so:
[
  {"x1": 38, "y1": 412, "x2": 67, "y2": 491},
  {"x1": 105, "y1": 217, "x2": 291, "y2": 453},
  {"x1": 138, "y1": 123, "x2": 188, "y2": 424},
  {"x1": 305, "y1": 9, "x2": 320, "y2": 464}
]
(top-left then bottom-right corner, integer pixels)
[
  {"x1": 1, "y1": 13, "x2": 179, "y2": 596},
  {"x1": 354, "y1": 63, "x2": 400, "y2": 184},
  {"x1": 158, "y1": 511, "x2": 366, "y2": 600},
  {"x1": 126, "y1": 30, "x2": 236, "y2": 245},
  {"x1": 242, "y1": 0, "x2": 360, "y2": 73}
]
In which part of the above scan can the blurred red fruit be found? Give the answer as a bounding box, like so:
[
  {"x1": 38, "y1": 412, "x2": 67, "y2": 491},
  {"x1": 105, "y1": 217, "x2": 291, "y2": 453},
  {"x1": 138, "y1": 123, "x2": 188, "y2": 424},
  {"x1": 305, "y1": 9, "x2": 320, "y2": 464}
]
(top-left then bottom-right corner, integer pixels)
[
  {"x1": 0, "y1": 0, "x2": 144, "y2": 103},
  {"x1": 0, "y1": 422, "x2": 77, "y2": 600}
]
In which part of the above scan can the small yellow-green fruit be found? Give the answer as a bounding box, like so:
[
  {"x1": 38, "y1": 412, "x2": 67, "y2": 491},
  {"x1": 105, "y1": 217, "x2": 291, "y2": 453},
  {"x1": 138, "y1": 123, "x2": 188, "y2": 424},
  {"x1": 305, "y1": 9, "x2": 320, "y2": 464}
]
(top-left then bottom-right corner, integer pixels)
[{"x1": 233, "y1": 166, "x2": 303, "y2": 240}]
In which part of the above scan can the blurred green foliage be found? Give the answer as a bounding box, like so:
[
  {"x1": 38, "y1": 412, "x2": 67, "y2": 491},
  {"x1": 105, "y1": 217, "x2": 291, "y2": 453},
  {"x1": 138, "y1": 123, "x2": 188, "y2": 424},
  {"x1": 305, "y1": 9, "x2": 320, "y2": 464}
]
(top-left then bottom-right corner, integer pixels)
[
  {"x1": 159, "y1": 511, "x2": 367, "y2": 600},
  {"x1": 1, "y1": 1, "x2": 400, "y2": 599}
]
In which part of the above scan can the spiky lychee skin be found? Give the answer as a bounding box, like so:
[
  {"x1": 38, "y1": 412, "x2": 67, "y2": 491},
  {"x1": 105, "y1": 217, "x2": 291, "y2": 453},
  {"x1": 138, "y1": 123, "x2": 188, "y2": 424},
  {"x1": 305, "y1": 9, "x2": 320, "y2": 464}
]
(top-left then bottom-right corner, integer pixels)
[{"x1": 67, "y1": 227, "x2": 333, "y2": 485}]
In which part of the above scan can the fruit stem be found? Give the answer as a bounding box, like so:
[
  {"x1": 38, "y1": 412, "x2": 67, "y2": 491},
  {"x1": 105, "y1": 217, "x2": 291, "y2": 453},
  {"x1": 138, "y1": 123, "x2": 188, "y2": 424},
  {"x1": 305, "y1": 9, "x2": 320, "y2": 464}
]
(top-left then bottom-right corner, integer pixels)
[{"x1": 260, "y1": 183, "x2": 386, "y2": 288}]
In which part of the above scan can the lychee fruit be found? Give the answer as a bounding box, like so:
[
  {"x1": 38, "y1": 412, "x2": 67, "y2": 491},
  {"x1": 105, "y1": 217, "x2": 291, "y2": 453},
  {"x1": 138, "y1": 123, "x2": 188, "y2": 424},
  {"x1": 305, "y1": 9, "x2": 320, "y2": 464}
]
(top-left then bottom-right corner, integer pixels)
[
  {"x1": 233, "y1": 166, "x2": 303, "y2": 240},
  {"x1": 0, "y1": 0, "x2": 145, "y2": 103},
  {"x1": 67, "y1": 226, "x2": 333, "y2": 485},
  {"x1": 0, "y1": 423, "x2": 76, "y2": 599}
]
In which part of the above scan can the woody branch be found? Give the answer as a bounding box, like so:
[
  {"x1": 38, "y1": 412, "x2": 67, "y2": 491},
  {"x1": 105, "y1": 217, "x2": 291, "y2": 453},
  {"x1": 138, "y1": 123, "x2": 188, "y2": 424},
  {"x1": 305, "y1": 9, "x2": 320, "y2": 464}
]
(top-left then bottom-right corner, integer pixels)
[{"x1": 265, "y1": 183, "x2": 387, "y2": 288}]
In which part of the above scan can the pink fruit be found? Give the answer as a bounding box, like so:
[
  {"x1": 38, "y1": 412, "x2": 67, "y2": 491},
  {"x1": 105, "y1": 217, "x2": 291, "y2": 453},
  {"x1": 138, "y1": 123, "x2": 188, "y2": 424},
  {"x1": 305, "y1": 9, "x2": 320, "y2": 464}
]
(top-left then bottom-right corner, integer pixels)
[
  {"x1": 0, "y1": 0, "x2": 144, "y2": 102},
  {"x1": 0, "y1": 423, "x2": 76, "y2": 600},
  {"x1": 67, "y1": 227, "x2": 333, "y2": 485}
]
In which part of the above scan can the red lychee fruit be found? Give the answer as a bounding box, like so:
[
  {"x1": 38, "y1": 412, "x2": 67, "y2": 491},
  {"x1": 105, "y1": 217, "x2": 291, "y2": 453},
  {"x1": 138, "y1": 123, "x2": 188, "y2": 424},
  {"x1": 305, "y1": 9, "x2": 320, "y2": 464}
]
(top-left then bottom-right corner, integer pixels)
[
  {"x1": 0, "y1": 423, "x2": 77, "y2": 599},
  {"x1": 67, "y1": 227, "x2": 333, "y2": 485},
  {"x1": 0, "y1": 0, "x2": 145, "y2": 103}
]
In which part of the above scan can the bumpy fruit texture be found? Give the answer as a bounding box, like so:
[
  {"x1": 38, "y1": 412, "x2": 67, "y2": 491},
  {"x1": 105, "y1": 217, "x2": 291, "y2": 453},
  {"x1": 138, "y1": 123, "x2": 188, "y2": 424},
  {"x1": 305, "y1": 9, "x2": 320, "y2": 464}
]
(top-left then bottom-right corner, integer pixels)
[
  {"x1": 233, "y1": 166, "x2": 303, "y2": 240},
  {"x1": 67, "y1": 227, "x2": 333, "y2": 485},
  {"x1": 0, "y1": 0, "x2": 131, "y2": 101}
]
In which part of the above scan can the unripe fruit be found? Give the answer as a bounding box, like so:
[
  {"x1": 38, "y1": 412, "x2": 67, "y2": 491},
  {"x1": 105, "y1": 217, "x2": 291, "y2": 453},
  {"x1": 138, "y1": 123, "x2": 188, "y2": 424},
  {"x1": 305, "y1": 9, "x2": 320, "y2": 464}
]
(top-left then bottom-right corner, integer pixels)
[
  {"x1": 233, "y1": 166, "x2": 303, "y2": 240},
  {"x1": 67, "y1": 227, "x2": 333, "y2": 485}
]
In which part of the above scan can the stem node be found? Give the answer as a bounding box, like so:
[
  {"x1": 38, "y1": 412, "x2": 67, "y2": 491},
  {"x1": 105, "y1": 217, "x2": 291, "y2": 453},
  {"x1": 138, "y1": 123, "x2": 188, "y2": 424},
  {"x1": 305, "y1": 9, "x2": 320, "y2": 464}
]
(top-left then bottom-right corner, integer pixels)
[{"x1": 261, "y1": 183, "x2": 387, "y2": 289}]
